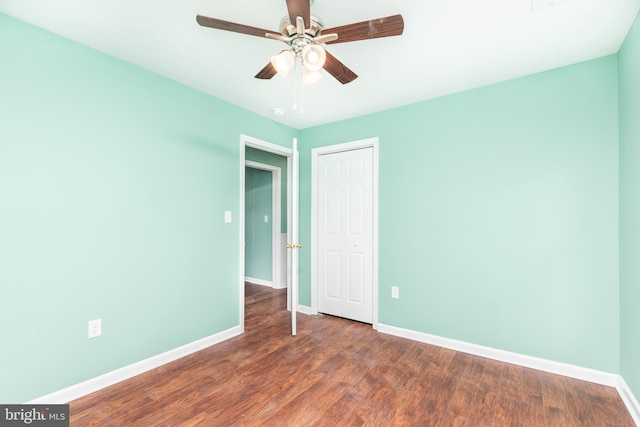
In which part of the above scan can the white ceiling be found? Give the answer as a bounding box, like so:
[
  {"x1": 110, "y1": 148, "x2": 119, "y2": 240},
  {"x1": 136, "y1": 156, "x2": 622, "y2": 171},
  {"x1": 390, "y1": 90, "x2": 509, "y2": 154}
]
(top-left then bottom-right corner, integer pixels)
[{"x1": 1, "y1": 0, "x2": 638, "y2": 129}]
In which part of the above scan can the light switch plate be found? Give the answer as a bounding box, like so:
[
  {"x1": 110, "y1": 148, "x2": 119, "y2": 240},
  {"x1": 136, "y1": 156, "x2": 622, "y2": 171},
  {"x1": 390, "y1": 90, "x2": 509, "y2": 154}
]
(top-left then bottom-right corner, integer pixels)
[{"x1": 224, "y1": 211, "x2": 232, "y2": 223}]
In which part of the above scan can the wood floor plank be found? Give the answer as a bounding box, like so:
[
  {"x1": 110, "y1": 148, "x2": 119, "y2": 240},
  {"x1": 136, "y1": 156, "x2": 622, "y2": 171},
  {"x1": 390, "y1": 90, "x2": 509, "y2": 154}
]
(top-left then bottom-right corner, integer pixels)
[
  {"x1": 395, "y1": 349, "x2": 467, "y2": 426},
  {"x1": 466, "y1": 358, "x2": 504, "y2": 426},
  {"x1": 492, "y1": 363, "x2": 519, "y2": 427},
  {"x1": 542, "y1": 367, "x2": 577, "y2": 426},
  {"x1": 438, "y1": 357, "x2": 485, "y2": 426},
  {"x1": 582, "y1": 380, "x2": 635, "y2": 426},
  {"x1": 515, "y1": 367, "x2": 545, "y2": 426},
  {"x1": 564, "y1": 376, "x2": 598, "y2": 425},
  {"x1": 69, "y1": 284, "x2": 636, "y2": 426}
]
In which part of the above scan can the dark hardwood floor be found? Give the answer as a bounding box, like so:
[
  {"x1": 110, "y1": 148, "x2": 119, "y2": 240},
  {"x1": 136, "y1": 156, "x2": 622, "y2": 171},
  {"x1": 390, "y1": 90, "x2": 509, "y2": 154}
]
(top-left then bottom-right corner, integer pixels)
[{"x1": 70, "y1": 283, "x2": 634, "y2": 426}]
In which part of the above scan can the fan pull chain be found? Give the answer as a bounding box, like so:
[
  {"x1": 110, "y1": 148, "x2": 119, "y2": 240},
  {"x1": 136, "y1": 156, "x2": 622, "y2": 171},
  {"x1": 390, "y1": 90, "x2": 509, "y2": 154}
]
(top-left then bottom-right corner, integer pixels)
[
  {"x1": 292, "y1": 60, "x2": 298, "y2": 112},
  {"x1": 291, "y1": 59, "x2": 304, "y2": 115},
  {"x1": 299, "y1": 73, "x2": 304, "y2": 115}
]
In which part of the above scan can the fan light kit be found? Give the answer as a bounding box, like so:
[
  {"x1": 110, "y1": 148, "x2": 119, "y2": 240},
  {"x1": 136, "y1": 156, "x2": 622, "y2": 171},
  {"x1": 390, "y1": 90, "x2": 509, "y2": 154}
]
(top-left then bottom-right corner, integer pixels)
[{"x1": 271, "y1": 51, "x2": 296, "y2": 77}]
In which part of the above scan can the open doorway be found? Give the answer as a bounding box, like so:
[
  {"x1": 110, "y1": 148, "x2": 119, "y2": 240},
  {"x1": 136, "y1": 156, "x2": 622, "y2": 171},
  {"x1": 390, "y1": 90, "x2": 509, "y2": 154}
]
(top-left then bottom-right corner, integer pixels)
[
  {"x1": 244, "y1": 162, "x2": 283, "y2": 289},
  {"x1": 239, "y1": 135, "x2": 294, "y2": 333}
]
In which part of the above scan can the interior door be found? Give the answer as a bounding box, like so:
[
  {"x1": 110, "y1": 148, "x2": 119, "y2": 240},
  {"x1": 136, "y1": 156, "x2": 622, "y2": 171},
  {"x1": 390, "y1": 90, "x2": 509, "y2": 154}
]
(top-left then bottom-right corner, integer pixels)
[
  {"x1": 318, "y1": 147, "x2": 373, "y2": 323},
  {"x1": 287, "y1": 138, "x2": 300, "y2": 335}
]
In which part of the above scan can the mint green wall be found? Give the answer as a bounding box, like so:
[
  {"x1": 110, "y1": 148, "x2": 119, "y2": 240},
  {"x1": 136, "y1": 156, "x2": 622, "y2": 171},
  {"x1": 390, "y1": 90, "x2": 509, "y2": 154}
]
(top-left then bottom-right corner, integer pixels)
[
  {"x1": 299, "y1": 56, "x2": 620, "y2": 373},
  {"x1": 245, "y1": 167, "x2": 273, "y2": 281},
  {"x1": 0, "y1": 14, "x2": 294, "y2": 403},
  {"x1": 245, "y1": 146, "x2": 288, "y2": 233},
  {"x1": 619, "y1": 11, "x2": 640, "y2": 399}
]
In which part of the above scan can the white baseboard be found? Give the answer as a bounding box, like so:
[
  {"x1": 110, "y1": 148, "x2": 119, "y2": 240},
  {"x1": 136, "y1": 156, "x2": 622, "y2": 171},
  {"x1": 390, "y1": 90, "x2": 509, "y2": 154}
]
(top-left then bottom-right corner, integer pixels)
[
  {"x1": 245, "y1": 277, "x2": 273, "y2": 287},
  {"x1": 377, "y1": 323, "x2": 618, "y2": 387},
  {"x1": 27, "y1": 326, "x2": 242, "y2": 404},
  {"x1": 297, "y1": 305, "x2": 313, "y2": 315},
  {"x1": 617, "y1": 376, "x2": 640, "y2": 425}
]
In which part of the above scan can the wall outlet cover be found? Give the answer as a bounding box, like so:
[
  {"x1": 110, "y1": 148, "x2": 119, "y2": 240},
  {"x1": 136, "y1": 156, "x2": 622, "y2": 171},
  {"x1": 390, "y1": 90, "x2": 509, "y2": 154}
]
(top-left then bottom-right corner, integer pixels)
[{"x1": 88, "y1": 319, "x2": 102, "y2": 338}]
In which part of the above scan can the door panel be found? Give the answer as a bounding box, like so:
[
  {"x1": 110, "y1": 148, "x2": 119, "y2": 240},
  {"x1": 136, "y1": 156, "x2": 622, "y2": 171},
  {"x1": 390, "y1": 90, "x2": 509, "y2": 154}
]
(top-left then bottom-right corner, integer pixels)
[
  {"x1": 318, "y1": 147, "x2": 373, "y2": 323},
  {"x1": 348, "y1": 252, "x2": 365, "y2": 303},
  {"x1": 326, "y1": 250, "x2": 341, "y2": 299}
]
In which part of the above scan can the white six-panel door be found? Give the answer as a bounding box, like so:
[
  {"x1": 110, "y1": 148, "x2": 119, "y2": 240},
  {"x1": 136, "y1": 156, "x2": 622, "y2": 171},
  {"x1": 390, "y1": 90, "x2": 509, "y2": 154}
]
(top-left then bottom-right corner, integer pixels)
[{"x1": 317, "y1": 146, "x2": 373, "y2": 323}]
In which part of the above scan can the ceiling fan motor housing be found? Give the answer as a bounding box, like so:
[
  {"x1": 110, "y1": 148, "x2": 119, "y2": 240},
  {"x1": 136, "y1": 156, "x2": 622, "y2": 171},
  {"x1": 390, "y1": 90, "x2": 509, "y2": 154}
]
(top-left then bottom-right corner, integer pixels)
[
  {"x1": 277, "y1": 14, "x2": 325, "y2": 57},
  {"x1": 280, "y1": 14, "x2": 325, "y2": 38}
]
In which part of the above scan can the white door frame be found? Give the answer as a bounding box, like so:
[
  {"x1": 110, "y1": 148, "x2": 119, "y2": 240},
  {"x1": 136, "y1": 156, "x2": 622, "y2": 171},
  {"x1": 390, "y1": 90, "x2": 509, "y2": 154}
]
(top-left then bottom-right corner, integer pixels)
[
  {"x1": 311, "y1": 137, "x2": 379, "y2": 329},
  {"x1": 244, "y1": 161, "x2": 282, "y2": 289},
  {"x1": 240, "y1": 135, "x2": 293, "y2": 333}
]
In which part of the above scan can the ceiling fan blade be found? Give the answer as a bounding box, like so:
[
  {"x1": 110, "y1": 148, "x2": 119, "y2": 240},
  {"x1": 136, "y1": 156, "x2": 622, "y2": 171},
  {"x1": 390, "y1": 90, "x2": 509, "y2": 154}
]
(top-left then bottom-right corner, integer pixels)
[
  {"x1": 324, "y1": 14, "x2": 404, "y2": 44},
  {"x1": 286, "y1": 0, "x2": 311, "y2": 29},
  {"x1": 255, "y1": 62, "x2": 277, "y2": 80},
  {"x1": 196, "y1": 15, "x2": 280, "y2": 38},
  {"x1": 323, "y1": 51, "x2": 358, "y2": 84}
]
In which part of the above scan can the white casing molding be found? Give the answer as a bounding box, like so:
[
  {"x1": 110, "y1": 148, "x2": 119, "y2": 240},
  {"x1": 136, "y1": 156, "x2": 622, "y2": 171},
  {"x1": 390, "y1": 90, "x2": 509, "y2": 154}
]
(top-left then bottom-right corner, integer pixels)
[
  {"x1": 617, "y1": 376, "x2": 640, "y2": 426},
  {"x1": 377, "y1": 323, "x2": 618, "y2": 387},
  {"x1": 27, "y1": 326, "x2": 241, "y2": 404}
]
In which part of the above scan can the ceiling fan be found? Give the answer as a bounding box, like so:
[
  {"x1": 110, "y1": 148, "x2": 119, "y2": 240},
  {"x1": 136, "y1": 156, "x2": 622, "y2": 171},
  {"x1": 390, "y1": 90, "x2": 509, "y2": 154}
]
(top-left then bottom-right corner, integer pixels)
[{"x1": 196, "y1": 0, "x2": 404, "y2": 85}]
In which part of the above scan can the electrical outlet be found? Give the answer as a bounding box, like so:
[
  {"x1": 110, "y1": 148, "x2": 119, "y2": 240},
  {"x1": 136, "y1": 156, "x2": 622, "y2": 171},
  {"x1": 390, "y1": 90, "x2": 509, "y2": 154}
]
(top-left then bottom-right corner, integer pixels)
[
  {"x1": 88, "y1": 319, "x2": 102, "y2": 338},
  {"x1": 391, "y1": 286, "x2": 399, "y2": 299}
]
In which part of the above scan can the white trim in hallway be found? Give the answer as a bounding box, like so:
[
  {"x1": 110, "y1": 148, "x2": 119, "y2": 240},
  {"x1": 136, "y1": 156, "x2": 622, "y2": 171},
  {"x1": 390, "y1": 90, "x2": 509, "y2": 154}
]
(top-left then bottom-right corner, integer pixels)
[{"x1": 244, "y1": 277, "x2": 273, "y2": 287}]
